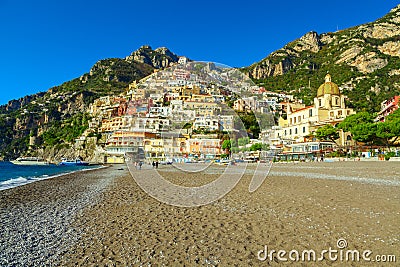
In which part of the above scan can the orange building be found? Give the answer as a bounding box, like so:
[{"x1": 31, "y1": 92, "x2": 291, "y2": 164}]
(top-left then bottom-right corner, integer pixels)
[{"x1": 186, "y1": 138, "x2": 221, "y2": 157}]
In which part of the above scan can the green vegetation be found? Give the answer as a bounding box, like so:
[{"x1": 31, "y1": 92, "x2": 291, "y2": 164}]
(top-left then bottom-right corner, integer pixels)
[
  {"x1": 235, "y1": 112, "x2": 260, "y2": 138},
  {"x1": 40, "y1": 113, "x2": 89, "y2": 148},
  {"x1": 315, "y1": 124, "x2": 340, "y2": 144},
  {"x1": 54, "y1": 59, "x2": 154, "y2": 97},
  {"x1": 317, "y1": 110, "x2": 400, "y2": 147},
  {"x1": 237, "y1": 137, "x2": 250, "y2": 146},
  {"x1": 221, "y1": 139, "x2": 231, "y2": 154},
  {"x1": 249, "y1": 143, "x2": 265, "y2": 151}
]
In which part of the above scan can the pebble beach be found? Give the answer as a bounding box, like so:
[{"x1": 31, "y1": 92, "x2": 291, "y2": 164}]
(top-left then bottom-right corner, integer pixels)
[{"x1": 0, "y1": 162, "x2": 399, "y2": 266}]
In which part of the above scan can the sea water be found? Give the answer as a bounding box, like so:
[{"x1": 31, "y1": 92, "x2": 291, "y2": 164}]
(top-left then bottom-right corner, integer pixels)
[{"x1": 0, "y1": 161, "x2": 99, "y2": 191}]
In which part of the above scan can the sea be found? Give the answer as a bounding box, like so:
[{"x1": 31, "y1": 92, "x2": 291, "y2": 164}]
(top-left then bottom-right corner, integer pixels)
[{"x1": 0, "y1": 161, "x2": 99, "y2": 191}]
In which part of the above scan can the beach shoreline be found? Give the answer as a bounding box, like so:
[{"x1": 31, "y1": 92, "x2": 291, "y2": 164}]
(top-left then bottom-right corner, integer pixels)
[
  {"x1": 0, "y1": 163, "x2": 106, "y2": 191},
  {"x1": 0, "y1": 165, "x2": 122, "y2": 266},
  {"x1": 1, "y1": 161, "x2": 399, "y2": 266}
]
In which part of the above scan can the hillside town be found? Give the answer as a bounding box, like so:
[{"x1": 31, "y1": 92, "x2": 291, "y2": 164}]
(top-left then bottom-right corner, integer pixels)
[{"x1": 67, "y1": 58, "x2": 399, "y2": 164}]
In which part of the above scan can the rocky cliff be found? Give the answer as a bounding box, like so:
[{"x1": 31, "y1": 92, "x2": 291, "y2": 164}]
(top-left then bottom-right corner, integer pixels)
[{"x1": 125, "y1": 45, "x2": 179, "y2": 68}]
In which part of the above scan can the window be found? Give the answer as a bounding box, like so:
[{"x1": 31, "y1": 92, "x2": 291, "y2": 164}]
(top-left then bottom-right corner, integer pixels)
[
  {"x1": 309, "y1": 109, "x2": 313, "y2": 117},
  {"x1": 303, "y1": 127, "x2": 306, "y2": 133},
  {"x1": 319, "y1": 99, "x2": 322, "y2": 107},
  {"x1": 335, "y1": 97, "x2": 339, "y2": 106},
  {"x1": 289, "y1": 129, "x2": 292, "y2": 135},
  {"x1": 295, "y1": 128, "x2": 298, "y2": 134}
]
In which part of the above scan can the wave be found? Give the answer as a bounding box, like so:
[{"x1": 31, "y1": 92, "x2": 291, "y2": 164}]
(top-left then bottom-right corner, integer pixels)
[
  {"x1": 1, "y1": 177, "x2": 28, "y2": 185},
  {"x1": 0, "y1": 165, "x2": 105, "y2": 191}
]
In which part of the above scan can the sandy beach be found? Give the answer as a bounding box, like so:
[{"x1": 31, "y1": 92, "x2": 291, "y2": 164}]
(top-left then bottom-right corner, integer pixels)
[{"x1": 1, "y1": 162, "x2": 399, "y2": 266}]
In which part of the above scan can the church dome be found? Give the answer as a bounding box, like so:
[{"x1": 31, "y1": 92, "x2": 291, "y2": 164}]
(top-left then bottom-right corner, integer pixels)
[{"x1": 317, "y1": 74, "x2": 340, "y2": 97}]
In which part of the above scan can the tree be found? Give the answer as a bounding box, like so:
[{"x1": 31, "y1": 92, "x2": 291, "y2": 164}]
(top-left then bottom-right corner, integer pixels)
[
  {"x1": 249, "y1": 143, "x2": 263, "y2": 151},
  {"x1": 376, "y1": 122, "x2": 395, "y2": 146},
  {"x1": 376, "y1": 120, "x2": 400, "y2": 146},
  {"x1": 315, "y1": 124, "x2": 339, "y2": 144},
  {"x1": 351, "y1": 123, "x2": 377, "y2": 143},
  {"x1": 337, "y1": 112, "x2": 375, "y2": 132},
  {"x1": 386, "y1": 109, "x2": 400, "y2": 121},
  {"x1": 230, "y1": 139, "x2": 237, "y2": 148},
  {"x1": 237, "y1": 112, "x2": 260, "y2": 138},
  {"x1": 182, "y1": 122, "x2": 192, "y2": 129},
  {"x1": 221, "y1": 140, "x2": 231, "y2": 155},
  {"x1": 238, "y1": 137, "x2": 250, "y2": 146}
]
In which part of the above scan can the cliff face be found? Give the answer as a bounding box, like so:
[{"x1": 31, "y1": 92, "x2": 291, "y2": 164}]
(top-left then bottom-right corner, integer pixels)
[
  {"x1": 36, "y1": 136, "x2": 104, "y2": 163},
  {"x1": 247, "y1": 31, "x2": 322, "y2": 80},
  {"x1": 2, "y1": 93, "x2": 46, "y2": 113},
  {"x1": 250, "y1": 57, "x2": 293, "y2": 78},
  {"x1": 247, "y1": 5, "x2": 400, "y2": 79},
  {"x1": 244, "y1": 4, "x2": 400, "y2": 111},
  {"x1": 125, "y1": 45, "x2": 179, "y2": 68}
]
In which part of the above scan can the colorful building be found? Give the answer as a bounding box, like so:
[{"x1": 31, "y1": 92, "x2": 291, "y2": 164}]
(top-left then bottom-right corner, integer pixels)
[
  {"x1": 375, "y1": 95, "x2": 400, "y2": 122},
  {"x1": 105, "y1": 131, "x2": 156, "y2": 163},
  {"x1": 186, "y1": 138, "x2": 222, "y2": 158}
]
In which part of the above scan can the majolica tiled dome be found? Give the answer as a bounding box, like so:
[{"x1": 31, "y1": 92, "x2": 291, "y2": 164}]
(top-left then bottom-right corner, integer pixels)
[{"x1": 317, "y1": 74, "x2": 340, "y2": 97}]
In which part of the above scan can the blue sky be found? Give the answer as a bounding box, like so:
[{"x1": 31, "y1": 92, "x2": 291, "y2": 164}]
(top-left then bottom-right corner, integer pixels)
[{"x1": 0, "y1": 0, "x2": 399, "y2": 104}]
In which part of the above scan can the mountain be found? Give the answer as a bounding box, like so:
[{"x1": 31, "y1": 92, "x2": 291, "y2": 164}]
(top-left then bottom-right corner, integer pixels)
[
  {"x1": 0, "y1": 46, "x2": 181, "y2": 159},
  {"x1": 244, "y1": 4, "x2": 400, "y2": 112},
  {"x1": 2, "y1": 5, "x2": 400, "y2": 159}
]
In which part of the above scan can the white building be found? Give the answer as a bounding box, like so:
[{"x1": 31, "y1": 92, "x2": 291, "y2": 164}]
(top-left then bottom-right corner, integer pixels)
[
  {"x1": 178, "y1": 56, "x2": 188, "y2": 65},
  {"x1": 148, "y1": 106, "x2": 171, "y2": 117},
  {"x1": 275, "y1": 74, "x2": 355, "y2": 144},
  {"x1": 193, "y1": 116, "x2": 220, "y2": 131}
]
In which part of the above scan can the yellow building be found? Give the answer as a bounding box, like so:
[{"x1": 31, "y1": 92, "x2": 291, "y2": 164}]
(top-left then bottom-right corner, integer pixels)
[
  {"x1": 191, "y1": 94, "x2": 214, "y2": 102},
  {"x1": 105, "y1": 131, "x2": 155, "y2": 163},
  {"x1": 174, "y1": 86, "x2": 201, "y2": 101},
  {"x1": 234, "y1": 96, "x2": 257, "y2": 112},
  {"x1": 277, "y1": 74, "x2": 355, "y2": 146},
  {"x1": 183, "y1": 101, "x2": 222, "y2": 116},
  {"x1": 144, "y1": 138, "x2": 165, "y2": 159},
  {"x1": 129, "y1": 88, "x2": 146, "y2": 100},
  {"x1": 101, "y1": 117, "x2": 124, "y2": 133},
  {"x1": 101, "y1": 116, "x2": 139, "y2": 133}
]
